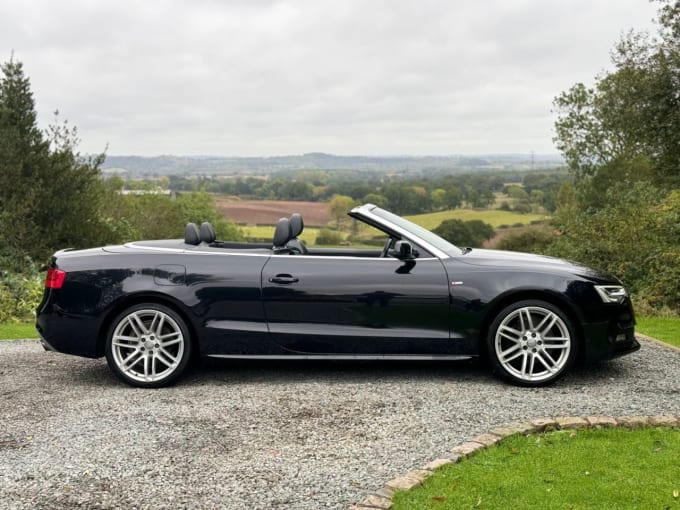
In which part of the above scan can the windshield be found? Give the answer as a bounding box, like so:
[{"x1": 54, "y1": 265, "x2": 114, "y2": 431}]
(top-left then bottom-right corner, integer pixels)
[{"x1": 369, "y1": 207, "x2": 462, "y2": 256}]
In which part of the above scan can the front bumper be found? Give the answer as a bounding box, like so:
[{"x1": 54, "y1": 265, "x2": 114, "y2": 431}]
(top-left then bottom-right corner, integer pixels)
[{"x1": 582, "y1": 299, "x2": 640, "y2": 363}]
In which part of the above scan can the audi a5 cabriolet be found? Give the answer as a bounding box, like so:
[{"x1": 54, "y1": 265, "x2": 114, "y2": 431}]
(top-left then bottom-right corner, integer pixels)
[{"x1": 36, "y1": 204, "x2": 639, "y2": 387}]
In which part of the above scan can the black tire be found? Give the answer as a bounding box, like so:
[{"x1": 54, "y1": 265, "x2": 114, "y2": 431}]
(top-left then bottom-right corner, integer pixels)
[
  {"x1": 105, "y1": 303, "x2": 192, "y2": 388},
  {"x1": 486, "y1": 299, "x2": 578, "y2": 387}
]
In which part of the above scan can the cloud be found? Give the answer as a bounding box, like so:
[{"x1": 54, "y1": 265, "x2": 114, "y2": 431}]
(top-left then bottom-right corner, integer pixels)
[{"x1": 0, "y1": 0, "x2": 659, "y2": 156}]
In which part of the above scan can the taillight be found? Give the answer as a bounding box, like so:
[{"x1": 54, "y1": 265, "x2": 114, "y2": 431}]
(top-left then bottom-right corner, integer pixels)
[{"x1": 45, "y1": 267, "x2": 66, "y2": 289}]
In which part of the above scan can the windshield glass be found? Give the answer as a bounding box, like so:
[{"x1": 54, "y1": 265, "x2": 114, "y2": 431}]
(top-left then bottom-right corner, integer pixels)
[{"x1": 370, "y1": 207, "x2": 461, "y2": 256}]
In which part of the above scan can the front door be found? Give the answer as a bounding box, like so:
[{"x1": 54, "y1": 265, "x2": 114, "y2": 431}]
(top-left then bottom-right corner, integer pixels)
[{"x1": 261, "y1": 254, "x2": 451, "y2": 354}]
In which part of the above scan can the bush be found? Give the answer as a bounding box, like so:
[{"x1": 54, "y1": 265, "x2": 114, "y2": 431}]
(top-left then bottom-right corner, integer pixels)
[
  {"x1": 496, "y1": 227, "x2": 556, "y2": 254},
  {"x1": 101, "y1": 191, "x2": 243, "y2": 242},
  {"x1": 549, "y1": 183, "x2": 680, "y2": 312},
  {"x1": 433, "y1": 219, "x2": 495, "y2": 248},
  {"x1": 315, "y1": 228, "x2": 344, "y2": 245},
  {"x1": 513, "y1": 201, "x2": 532, "y2": 213},
  {"x1": 0, "y1": 270, "x2": 43, "y2": 322}
]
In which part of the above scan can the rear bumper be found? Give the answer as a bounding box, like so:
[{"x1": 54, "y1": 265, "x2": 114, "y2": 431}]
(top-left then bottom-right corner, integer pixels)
[
  {"x1": 36, "y1": 306, "x2": 102, "y2": 358},
  {"x1": 38, "y1": 334, "x2": 57, "y2": 352}
]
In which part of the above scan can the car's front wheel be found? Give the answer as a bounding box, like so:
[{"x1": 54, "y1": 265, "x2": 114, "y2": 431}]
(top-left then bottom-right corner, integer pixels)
[
  {"x1": 105, "y1": 303, "x2": 191, "y2": 388},
  {"x1": 487, "y1": 300, "x2": 577, "y2": 386}
]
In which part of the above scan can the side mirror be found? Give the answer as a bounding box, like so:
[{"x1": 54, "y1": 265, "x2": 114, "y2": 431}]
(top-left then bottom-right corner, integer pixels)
[{"x1": 390, "y1": 240, "x2": 416, "y2": 260}]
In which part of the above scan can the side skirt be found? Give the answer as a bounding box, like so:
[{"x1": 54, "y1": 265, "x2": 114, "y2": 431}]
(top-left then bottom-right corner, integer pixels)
[{"x1": 206, "y1": 354, "x2": 474, "y2": 361}]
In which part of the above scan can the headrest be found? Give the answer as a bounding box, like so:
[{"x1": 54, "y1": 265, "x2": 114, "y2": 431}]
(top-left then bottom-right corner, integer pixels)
[
  {"x1": 289, "y1": 213, "x2": 304, "y2": 238},
  {"x1": 273, "y1": 217, "x2": 292, "y2": 248},
  {"x1": 199, "y1": 222, "x2": 216, "y2": 244},
  {"x1": 184, "y1": 223, "x2": 200, "y2": 245}
]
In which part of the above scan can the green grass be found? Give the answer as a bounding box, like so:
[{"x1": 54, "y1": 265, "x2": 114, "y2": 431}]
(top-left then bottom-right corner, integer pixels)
[
  {"x1": 392, "y1": 427, "x2": 680, "y2": 510},
  {"x1": 405, "y1": 209, "x2": 547, "y2": 229},
  {"x1": 636, "y1": 316, "x2": 680, "y2": 348},
  {"x1": 0, "y1": 322, "x2": 37, "y2": 340}
]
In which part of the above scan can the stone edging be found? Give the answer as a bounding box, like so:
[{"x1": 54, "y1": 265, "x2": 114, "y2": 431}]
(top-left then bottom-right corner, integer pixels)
[
  {"x1": 635, "y1": 332, "x2": 680, "y2": 352},
  {"x1": 350, "y1": 414, "x2": 680, "y2": 509}
]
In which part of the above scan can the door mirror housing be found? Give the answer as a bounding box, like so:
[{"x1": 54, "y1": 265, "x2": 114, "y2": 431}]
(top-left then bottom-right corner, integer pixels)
[{"x1": 390, "y1": 240, "x2": 417, "y2": 260}]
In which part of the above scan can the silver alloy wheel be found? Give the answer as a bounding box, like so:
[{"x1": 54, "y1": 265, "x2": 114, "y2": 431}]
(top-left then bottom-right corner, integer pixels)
[
  {"x1": 110, "y1": 309, "x2": 185, "y2": 383},
  {"x1": 494, "y1": 305, "x2": 571, "y2": 383}
]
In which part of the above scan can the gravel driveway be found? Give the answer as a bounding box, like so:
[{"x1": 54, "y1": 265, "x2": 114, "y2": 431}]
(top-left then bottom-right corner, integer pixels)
[{"x1": 1, "y1": 338, "x2": 678, "y2": 509}]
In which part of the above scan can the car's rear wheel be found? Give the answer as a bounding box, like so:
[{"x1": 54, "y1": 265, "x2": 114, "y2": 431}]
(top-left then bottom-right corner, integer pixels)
[
  {"x1": 105, "y1": 303, "x2": 191, "y2": 388},
  {"x1": 487, "y1": 300, "x2": 577, "y2": 387}
]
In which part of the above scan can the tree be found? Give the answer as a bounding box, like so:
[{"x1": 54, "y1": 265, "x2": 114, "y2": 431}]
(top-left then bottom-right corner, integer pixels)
[
  {"x1": 444, "y1": 186, "x2": 463, "y2": 209},
  {"x1": 0, "y1": 59, "x2": 48, "y2": 263},
  {"x1": 362, "y1": 193, "x2": 388, "y2": 208},
  {"x1": 505, "y1": 185, "x2": 529, "y2": 201},
  {"x1": 0, "y1": 59, "x2": 109, "y2": 264},
  {"x1": 430, "y1": 188, "x2": 448, "y2": 211},
  {"x1": 553, "y1": 0, "x2": 680, "y2": 199},
  {"x1": 328, "y1": 194, "x2": 355, "y2": 228},
  {"x1": 550, "y1": 1, "x2": 680, "y2": 311}
]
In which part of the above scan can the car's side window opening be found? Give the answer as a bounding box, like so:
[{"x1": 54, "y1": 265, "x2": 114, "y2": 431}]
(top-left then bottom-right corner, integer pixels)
[{"x1": 189, "y1": 214, "x2": 432, "y2": 258}]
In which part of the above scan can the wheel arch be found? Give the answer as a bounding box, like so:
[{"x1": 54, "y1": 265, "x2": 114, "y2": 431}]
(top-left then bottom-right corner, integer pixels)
[
  {"x1": 96, "y1": 292, "x2": 200, "y2": 358},
  {"x1": 479, "y1": 289, "x2": 585, "y2": 362}
]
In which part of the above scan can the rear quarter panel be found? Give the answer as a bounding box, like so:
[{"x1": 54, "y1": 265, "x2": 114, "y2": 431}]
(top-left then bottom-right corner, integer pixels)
[{"x1": 40, "y1": 248, "x2": 272, "y2": 357}]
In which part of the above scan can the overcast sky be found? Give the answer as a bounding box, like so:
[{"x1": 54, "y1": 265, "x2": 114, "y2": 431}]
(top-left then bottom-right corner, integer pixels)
[{"x1": 1, "y1": 0, "x2": 659, "y2": 157}]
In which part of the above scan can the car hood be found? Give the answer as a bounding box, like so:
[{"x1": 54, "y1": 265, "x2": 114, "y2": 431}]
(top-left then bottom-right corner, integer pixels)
[{"x1": 454, "y1": 248, "x2": 619, "y2": 283}]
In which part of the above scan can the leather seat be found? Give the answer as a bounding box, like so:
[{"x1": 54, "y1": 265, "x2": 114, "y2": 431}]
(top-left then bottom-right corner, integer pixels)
[
  {"x1": 199, "y1": 222, "x2": 216, "y2": 245},
  {"x1": 272, "y1": 217, "x2": 292, "y2": 253},
  {"x1": 286, "y1": 213, "x2": 307, "y2": 254},
  {"x1": 184, "y1": 223, "x2": 200, "y2": 245}
]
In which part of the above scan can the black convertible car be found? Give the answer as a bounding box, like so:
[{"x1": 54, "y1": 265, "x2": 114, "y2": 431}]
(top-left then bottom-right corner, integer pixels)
[{"x1": 36, "y1": 204, "x2": 639, "y2": 387}]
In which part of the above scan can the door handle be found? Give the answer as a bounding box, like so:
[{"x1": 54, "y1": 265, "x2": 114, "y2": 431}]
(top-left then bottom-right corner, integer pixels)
[{"x1": 269, "y1": 274, "x2": 299, "y2": 284}]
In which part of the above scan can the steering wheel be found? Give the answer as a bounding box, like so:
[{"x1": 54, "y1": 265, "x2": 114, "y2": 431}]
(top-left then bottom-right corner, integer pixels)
[{"x1": 380, "y1": 237, "x2": 393, "y2": 258}]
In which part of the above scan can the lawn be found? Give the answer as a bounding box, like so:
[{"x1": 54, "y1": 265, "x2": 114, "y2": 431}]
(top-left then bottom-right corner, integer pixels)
[
  {"x1": 0, "y1": 322, "x2": 37, "y2": 340},
  {"x1": 392, "y1": 427, "x2": 680, "y2": 510},
  {"x1": 405, "y1": 209, "x2": 547, "y2": 230},
  {"x1": 636, "y1": 316, "x2": 680, "y2": 348}
]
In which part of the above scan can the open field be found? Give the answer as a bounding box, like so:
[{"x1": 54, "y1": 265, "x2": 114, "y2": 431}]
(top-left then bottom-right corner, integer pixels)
[
  {"x1": 406, "y1": 209, "x2": 547, "y2": 230},
  {"x1": 216, "y1": 199, "x2": 547, "y2": 232},
  {"x1": 215, "y1": 197, "x2": 331, "y2": 226}
]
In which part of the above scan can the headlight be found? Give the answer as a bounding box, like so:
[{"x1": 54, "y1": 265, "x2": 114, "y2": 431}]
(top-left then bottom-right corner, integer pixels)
[{"x1": 594, "y1": 285, "x2": 628, "y2": 304}]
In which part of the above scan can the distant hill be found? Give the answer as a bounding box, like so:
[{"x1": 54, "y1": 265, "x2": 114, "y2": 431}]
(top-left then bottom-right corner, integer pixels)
[{"x1": 100, "y1": 153, "x2": 564, "y2": 177}]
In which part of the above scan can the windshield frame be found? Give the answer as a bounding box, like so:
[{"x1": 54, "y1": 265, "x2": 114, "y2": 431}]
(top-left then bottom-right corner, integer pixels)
[{"x1": 350, "y1": 204, "x2": 462, "y2": 259}]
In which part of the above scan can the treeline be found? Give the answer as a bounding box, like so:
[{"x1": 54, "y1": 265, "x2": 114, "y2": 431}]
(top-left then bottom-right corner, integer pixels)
[{"x1": 122, "y1": 170, "x2": 566, "y2": 216}]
